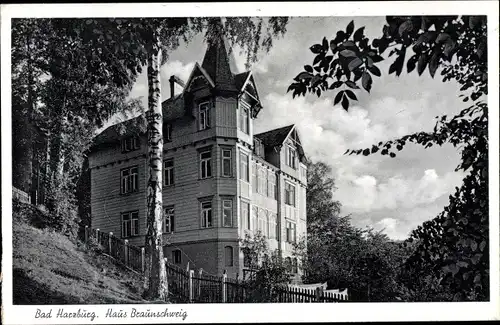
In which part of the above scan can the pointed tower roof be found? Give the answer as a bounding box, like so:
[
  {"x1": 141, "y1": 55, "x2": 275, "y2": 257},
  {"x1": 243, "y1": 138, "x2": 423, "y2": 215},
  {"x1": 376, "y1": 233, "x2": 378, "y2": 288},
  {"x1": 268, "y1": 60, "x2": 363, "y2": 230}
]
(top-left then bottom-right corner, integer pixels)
[{"x1": 201, "y1": 19, "x2": 238, "y2": 93}]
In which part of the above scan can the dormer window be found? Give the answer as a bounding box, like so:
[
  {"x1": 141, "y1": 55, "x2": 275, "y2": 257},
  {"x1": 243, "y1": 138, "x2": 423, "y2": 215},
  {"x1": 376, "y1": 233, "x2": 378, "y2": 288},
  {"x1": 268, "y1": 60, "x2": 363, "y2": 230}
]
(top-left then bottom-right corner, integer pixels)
[
  {"x1": 121, "y1": 136, "x2": 140, "y2": 153},
  {"x1": 239, "y1": 105, "x2": 249, "y2": 134},
  {"x1": 199, "y1": 102, "x2": 211, "y2": 130}
]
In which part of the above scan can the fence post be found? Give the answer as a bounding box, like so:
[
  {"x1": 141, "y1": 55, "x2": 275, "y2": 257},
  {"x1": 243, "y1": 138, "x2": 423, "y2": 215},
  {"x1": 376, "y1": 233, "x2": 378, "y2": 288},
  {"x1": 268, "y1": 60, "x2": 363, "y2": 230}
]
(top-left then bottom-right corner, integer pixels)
[
  {"x1": 96, "y1": 228, "x2": 100, "y2": 243},
  {"x1": 189, "y1": 270, "x2": 194, "y2": 303},
  {"x1": 124, "y1": 239, "x2": 129, "y2": 266},
  {"x1": 108, "y1": 232, "x2": 113, "y2": 255},
  {"x1": 164, "y1": 258, "x2": 169, "y2": 299},
  {"x1": 198, "y1": 269, "x2": 203, "y2": 298},
  {"x1": 141, "y1": 247, "x2": 145, "y2": 273},
  {"x1": 221, "y1": 270, "x2": 227, "y2": 303},
  {"x1": 84, "y1": 225, "x2": 89, "y2": 248}
]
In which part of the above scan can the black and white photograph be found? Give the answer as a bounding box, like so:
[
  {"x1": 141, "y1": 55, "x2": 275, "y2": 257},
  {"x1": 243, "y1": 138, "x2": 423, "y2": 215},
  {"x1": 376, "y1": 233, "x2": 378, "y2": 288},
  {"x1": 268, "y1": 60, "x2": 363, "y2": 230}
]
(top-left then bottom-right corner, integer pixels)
[{"x1": 1, "y1": 1, "x2": 499, "y2": 323}]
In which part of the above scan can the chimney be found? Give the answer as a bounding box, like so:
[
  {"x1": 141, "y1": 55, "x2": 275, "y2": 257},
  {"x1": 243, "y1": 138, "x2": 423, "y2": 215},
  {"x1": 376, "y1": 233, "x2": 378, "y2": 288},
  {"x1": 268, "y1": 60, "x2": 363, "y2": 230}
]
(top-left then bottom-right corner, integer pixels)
[
  {"x1": 169, "y1": 75, "x2": 175, "y2": 99},
  {"x1": 169, "y1": 75, "x2": 186, "y2": 99}
]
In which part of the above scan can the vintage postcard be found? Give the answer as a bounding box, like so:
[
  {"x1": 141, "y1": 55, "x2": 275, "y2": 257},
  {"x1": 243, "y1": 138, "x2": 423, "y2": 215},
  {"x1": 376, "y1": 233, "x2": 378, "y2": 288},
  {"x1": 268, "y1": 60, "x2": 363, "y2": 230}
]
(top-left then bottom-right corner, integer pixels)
[{"x1": 1, "y1": 1, "x2": 499, "y2": 324}]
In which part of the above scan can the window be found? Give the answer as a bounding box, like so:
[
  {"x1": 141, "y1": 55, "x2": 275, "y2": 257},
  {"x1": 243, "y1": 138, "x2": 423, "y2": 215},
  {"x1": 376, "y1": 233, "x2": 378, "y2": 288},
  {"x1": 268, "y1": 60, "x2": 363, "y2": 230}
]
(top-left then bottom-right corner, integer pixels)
[
  {"x1": 239, "y1": 106, "x2": 249, "y2": 134},
  {"x1": 285, "y1": 182, "x2": 296, "y2": 206},
  {"x1": 222, "y1": 149, "x2": 232, "y2": 177},
  {"x1": 163, "y1": 206, "x2": 174, "y2": 233},
  {"x1": 164, "y1": 124, "x2": 172, "y2": 142},
  {"x1": 172, "y1": 250, "x2": 182, "y2": 264},
  {"x1": 199, "y1": 102, "x2": 210, "y2": 130},
  {"x1": 268, "y1": 172, "x2": 277, "y2": 199},
  {"x1": 254, "y1": 138, "x2": 263, "y2": 157},
  {"x1": 268, "y1": 213, "x2": 277, "y2": 239},
  {"x1": 258, "y1": 167, "x2": 267, "y2": 195},
  {"x1": 225, "y1": 246, "x2": 234, "y2": 267},
  {"x1": 252, "y1": 161, "x2": 258, "y2": 189},
  {"x1": 163, "y1": 159, "x2": 174, "y2": 186},
  {"x1": 222, "y1": 199, "x2": 233, "y2": 227},
  {"x1": 239, "y1": 152, "x2": 249, "y2": 182},
  {"x1": 201, "y1": 201, "x2": 213, "y2": 228},
  {"x1": 200, "y1": 150, "x2": 212, "y2": 179},
  {"x1": 241, "y1": 201, "x2": 250, "y2": 230},
  {"x1": 121, "y1": 166, "x2": 138, "y2": 194},
  {"x1": 258, "y1": 209, "x2": 267, "y2": 236},
  {"x1": 301, "y1": 165, "x2": 307, "y2": 179},
  {"x1": 286, "y1": 145, "x2": 297, "y2": 169},
  {"x1": 251, "y1": 206, "x2": 258, "y2": 232},
  {"x1": 121, "y1": 211, "x2": 139, "y2": 238},
  {"x1": 121, "y1": 136, "x2": 140, "y2": 153},
  {"x1": 286, "y1": 221, "x2": 297, "y2": 243}
]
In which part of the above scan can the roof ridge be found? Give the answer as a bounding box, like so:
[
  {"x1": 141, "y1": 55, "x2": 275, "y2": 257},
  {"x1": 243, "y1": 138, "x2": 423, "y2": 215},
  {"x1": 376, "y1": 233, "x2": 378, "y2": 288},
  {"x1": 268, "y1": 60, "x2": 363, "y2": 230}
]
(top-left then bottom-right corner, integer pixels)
[{"x1": 255, "y1": 123, "x2": 295, "y2": 136}]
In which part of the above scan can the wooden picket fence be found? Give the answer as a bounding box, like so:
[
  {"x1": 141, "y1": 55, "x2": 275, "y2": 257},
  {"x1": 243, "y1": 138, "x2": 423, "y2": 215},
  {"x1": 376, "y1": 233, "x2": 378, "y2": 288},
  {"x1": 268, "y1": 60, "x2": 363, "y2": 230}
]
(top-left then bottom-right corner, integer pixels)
[{"x1": 84, "y1": 226, "x2": 348, "y2": 303}]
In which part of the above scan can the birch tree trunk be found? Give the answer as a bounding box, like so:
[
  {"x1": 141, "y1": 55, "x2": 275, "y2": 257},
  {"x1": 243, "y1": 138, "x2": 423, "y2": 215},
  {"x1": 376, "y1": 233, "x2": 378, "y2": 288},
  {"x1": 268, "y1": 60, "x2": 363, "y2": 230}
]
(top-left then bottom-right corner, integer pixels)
[{"x1": 143, "y1": 44, "x2": 168, "y2": 301}]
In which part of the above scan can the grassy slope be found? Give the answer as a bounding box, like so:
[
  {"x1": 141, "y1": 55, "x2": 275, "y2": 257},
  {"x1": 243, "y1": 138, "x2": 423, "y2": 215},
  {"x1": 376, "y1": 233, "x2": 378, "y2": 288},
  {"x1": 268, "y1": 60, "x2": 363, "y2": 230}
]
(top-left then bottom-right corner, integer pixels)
[{"x1": 13, "y1": 217, "x2": 147, "y2": 304}]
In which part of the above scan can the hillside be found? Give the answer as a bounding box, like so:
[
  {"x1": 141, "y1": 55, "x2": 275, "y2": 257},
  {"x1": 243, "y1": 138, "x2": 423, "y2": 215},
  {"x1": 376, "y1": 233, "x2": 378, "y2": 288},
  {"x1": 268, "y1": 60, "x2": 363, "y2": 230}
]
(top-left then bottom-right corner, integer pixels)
[{"x1": 12, "y1": 210, "x2": 147, "y2": 304}]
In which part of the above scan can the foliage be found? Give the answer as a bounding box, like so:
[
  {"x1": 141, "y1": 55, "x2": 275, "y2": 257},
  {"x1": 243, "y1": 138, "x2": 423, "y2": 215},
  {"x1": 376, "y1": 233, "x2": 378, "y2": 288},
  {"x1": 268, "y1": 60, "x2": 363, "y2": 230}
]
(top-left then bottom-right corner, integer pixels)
[
  {"x1": 240, "y1": 232, "x2": 292, "y2": 302},
  {"x1": 295, "y1": 215, "x2": 411, "y2": 301},
  {"x1": 288, "y1": 16, "x2": 488, "y2": 301},
  {"x1": 305, "y1": 161, "x2": 342, "y2": 234}
]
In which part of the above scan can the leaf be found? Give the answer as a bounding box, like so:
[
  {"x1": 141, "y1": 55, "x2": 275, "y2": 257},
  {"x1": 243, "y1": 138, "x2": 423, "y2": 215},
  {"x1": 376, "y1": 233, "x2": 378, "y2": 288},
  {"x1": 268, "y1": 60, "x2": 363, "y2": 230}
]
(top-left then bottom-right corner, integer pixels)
[
  {"x1": 389, "y1": 152, "x2": 396, "y2": 158},
  {"x1": 371, "y1": 54, "x2": 384, "y2": 63},
  {"x1": 310, "y1": 44, "x2": 323, "y2": 54},
  {"x1": 330, "y1": 40, "x2": 337, "y2": 53},
  {"x1": 348, "y1": 57, "x2": 363, "y2": 71},
  {"x1": 479, "y1": 240, "x2": 487, "y2": 252},
  {"x1": 353, "y1": 27, "x2": 365, "y2": 42},
  {"x1": 344, "y1": 89, "x2": 358, "y2": 101},
  {"x1": 294, "y1": 71, "x2": 312, "y2": 81},
  {"x1": 346, "y1": 20, "x2": 355, "y2": 38},
  {"x1": 313, "y1": 54, "x2": 322, "y2": 66},
  {"x1": 471, "y1": 240, "x2": 478, "y2": 252},
  {"x1": 304, "y1": 65, "x2": 313, "y2": 73},
  {"x1": 407, "y1": 55, "x2": 418, "y2": 73},
  {"x1": 366, "y1": 56, "x2": 374, "y2": 68},
  {"x1": 341, "y1": 95, "x2": 349, "y2": 111},
  {"x1": 398, "y1": 20, "x2": 413, "y2": 36},
  {"x1": 429, "y1": 51, "x2": 440, "y2": 78},
  {"x1": 457, "y1": 261, "x2": 468, "y2": 268},
  {"x1": 417, "y1": 52, "x2": 428, "y2": 76},
  {"x1": 334, "y1": 90, "x2": 344, "y2": 106},
  {"x1": 340, "y1": 49, "x2": 357, "y2": 57},
  {"x1": 371, "y1": 145, "x2": 379, "y2": 154},
  {"x1": 368, "y1": 65, "x2": 381, "y2": 77},
  {"x1": 345, "y1": 80, "x2": 359, "y2": 89},
  {"x1": 362, "y1": 148, "x2": 370, "y2": 156},
  {"x1": 322, "y1": 37, "x2": 329, "y2": 51},
  {"x1": 361, "y1": 71, "x2": 372, "y2": 93},
  {"x1": 436, "y1": 32, "x2": 450, "y2": 44}
]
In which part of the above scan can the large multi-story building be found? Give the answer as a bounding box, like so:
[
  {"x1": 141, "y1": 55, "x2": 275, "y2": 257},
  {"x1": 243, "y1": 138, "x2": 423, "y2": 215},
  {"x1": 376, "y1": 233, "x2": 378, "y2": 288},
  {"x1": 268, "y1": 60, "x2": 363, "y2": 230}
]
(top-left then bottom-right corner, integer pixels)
[{"x1": 89, "y1": 33, "x2": 308, "y2": 281}]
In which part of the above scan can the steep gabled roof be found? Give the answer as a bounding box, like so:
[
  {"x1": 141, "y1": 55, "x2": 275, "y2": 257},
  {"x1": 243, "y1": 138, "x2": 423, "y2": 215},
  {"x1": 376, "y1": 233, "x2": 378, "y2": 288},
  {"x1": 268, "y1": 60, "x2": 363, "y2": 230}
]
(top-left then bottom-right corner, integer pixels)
[
  {"x1": 234, "y1": 71, "x2": 251, "y2": 91},
  {"x1": 200, "y1": 21, "x2": 238, "y2": 93},
  {"x1": 254, "y1": 124, "x2": 295, "y2": 148}
]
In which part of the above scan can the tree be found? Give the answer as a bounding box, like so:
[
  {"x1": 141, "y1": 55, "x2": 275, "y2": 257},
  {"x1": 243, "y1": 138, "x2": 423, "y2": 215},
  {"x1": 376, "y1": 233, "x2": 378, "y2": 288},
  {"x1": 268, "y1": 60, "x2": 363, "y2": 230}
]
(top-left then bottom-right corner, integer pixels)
[
  {"x1": 11, "y1": 18, "x2": 142, "y2": 237},
  {"x1": 240, "y1": 231, "x2": 292, "y2": 302},
  {"x1": 305, "y1": 161, "x2": 341, "y2": 234},
  {"x1": 287, "y1": 16, "x2": 488, "y2": 300}
]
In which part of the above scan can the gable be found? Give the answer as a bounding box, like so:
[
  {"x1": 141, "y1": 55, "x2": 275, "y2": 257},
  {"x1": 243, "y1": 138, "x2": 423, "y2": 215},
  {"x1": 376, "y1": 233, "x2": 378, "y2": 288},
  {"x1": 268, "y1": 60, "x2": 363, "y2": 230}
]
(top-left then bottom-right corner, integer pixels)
[{"x1": 184, "y1": 63, "x2": 215, "y2": 93}]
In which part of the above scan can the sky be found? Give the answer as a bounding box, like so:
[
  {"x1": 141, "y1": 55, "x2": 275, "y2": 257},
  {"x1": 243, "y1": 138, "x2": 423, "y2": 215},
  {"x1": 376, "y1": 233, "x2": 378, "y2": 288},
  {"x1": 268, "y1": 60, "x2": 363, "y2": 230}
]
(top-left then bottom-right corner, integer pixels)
[{"x1": 125, "y1": 17, "x2": 467, "y2": 240}]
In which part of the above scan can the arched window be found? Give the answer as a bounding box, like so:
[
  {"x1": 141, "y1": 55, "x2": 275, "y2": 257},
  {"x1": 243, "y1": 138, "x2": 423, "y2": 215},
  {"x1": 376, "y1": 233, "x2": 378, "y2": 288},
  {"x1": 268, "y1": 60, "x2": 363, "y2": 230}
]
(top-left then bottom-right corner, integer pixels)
[{"x1": 225, "y1": 246, "x2": 234, "y2": 267}]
